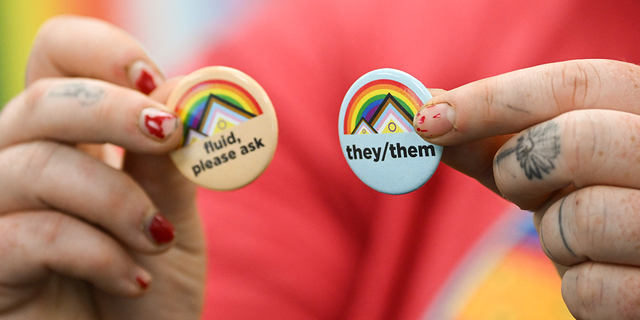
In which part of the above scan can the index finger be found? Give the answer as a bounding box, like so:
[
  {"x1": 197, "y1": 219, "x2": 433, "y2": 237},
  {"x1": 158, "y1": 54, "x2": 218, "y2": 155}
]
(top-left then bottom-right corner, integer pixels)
[
  {"x1": 413, "y1": 59, "x2": 640, "y2": 145},
  {"x1": 26, "y1": 15, "x2": 164, "y2": 94}
]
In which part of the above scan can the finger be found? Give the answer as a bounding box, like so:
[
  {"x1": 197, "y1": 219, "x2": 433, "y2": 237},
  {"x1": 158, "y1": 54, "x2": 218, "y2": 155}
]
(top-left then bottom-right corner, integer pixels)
[
  {"x1": 492, "y1": 109, "x2": 640, "y2": 208},
  {"x1": 27, "y1": 15, "x2": 164, "y2": 94},
  {"x1": 539, "y1": 186, "x2": 640, "y2": 268},
  {"x1": 562, "y1": 262, "x2": 640, "y2": 320},
  {"x1": 427, "y1": 88, "x2": 446, "y2": 98},
  {"x1": 0, "y1": 141, "x2": 176, "y2": 252},
  {"x1": 412, "y1": 60, "x2": 640, "y2": 190},
  {"x1": 413, "y1": 59, "x2": 640, "y2": 144},
  {"x1": 0, "y1": 78, "x2": 181, "y2": 152},
  {"x1": 423, "y1": 88, "x2": 511, "y2": 192},
  {"x1": 441, "y1": 134, "x2": 513, "y2": 194},
  {"x1": 124, "y1": 77, "x2": 200, "y2": 252},
  {"x1": 0, "y1": 211, "x2": 151, "y2": 298}
]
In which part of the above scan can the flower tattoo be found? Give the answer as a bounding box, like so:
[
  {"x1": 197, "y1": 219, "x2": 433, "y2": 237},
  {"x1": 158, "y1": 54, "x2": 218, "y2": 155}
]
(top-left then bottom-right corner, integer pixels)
[
  {"x1": 495, "y1": 121, "x2": 560, "y2": 180},
  {"x1": 515, "y1": 122, "x2": 560, "y2": 179}
]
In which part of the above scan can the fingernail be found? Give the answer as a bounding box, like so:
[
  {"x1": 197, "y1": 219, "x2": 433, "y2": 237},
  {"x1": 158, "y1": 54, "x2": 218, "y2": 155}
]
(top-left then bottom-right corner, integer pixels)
[
  {"x1": 132, "y1": 268, "x2": 152, "y2": 291},
  {"x1": 128, "y1": 60, "x2": 162, "y2": 95},
  {"x1": 139, "y1": 108, "x2": 179, "y2": 140},
  {"x1": 414, "y1": 103, "x2": 456, "y2": 138},
  {"x1": 147, "y1": 214, "x2": 175, "y2": 245}
]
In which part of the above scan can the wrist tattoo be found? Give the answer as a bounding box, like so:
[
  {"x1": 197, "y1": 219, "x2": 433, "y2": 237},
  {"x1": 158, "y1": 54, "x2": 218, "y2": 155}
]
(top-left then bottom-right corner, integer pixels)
[
  {"x1": 495, "y1": 121, "x2": 560, "y2": 180},
  {"x1": 49, "y1": 82, "x2": 104, "y2": 106}
]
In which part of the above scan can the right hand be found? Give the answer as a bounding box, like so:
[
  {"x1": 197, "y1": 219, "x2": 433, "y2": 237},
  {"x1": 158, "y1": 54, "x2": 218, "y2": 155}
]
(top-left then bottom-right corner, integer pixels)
[
  {"x1": 0, "y1": 16, "x2": 205, "y2": 320},
  {"x1": 414, "y1": 59, "x2": 640, "y2": 319}
]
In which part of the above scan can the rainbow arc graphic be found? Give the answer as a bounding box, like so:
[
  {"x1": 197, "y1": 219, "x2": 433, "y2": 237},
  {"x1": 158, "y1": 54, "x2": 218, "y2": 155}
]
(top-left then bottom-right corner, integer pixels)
[
  {"x1": 175, "y1": 80, "x2": 263, "y2": 146},
  {"x1": 343, "y1": 79, "x2": 423, "y2": 135}
]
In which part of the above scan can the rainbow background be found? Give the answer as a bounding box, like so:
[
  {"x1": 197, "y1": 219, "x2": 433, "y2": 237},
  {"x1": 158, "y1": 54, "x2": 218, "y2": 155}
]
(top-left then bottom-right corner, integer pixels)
[
  {"x1": 0, "y1": 0, "x2": 260, "y2": 109},
  {"x1": 343, "y1": 79, "x2": 423, "y2": 134}
]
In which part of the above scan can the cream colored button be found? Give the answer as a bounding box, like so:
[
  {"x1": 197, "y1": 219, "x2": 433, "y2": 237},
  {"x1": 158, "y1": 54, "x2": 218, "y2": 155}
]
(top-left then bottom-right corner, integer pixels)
[{"x1": 168, "y1": 66, "x2": 278, "y2": 190}]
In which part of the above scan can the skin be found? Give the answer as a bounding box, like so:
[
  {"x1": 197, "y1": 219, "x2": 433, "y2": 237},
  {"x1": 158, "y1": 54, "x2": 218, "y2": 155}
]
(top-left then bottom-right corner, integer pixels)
[
  {"x1": 0, "y1": 16, "x2": 205, "y2": 319},
  {"x1": 416, "y1": 59, "x2": 640, "y2": 319}
]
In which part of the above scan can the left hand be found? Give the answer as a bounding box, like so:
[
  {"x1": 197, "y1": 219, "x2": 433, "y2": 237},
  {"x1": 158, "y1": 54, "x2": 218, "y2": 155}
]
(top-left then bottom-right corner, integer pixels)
[
  {"x1": 414, "y1": 59, "x2": 640, "y2": 319},
  {"x1": 0, "y1": 16, "x2": 205, "y2": 320}
]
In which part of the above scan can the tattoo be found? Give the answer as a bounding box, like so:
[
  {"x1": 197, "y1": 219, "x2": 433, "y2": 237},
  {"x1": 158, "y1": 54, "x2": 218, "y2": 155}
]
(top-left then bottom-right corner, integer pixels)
[
  {"x1": 506, "y1": 104, "x2": 532, "y2": 114},
  {"x1": 558, "y1": 196, "x2": 577, "y2": 257},
  {"x1": 516, "y1": 122, "x2": 560, "y2": 180},
  {"x1": 496, "y1": 121, "x2": 560, "y2": 179},
  {"x1": 49, "y1": 83, "x2": 104, "y2": 106},
  {"x1": 494, "y1": 147, "x2": 516, "y2": 164}
]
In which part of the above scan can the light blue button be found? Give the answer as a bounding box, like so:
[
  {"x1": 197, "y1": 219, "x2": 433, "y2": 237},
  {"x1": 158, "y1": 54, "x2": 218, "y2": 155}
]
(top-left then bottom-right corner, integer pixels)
[{"x1": 338, "y1": 68, "x2": 442, "y2": 194}]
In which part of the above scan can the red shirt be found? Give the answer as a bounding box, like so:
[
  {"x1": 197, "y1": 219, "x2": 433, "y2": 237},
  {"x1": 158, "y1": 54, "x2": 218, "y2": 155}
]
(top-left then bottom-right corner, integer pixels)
[{"x1": 193, "y1": 0, "x2": 640, "y2": 318}]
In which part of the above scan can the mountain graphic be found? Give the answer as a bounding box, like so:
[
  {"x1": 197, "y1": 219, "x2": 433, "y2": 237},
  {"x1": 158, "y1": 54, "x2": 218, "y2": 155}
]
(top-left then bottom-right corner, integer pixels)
[
  {"x1": 184, "y1": 93, "x2": 256, "y2": 146},
  {"x1": 351, "y1": 93, "x2": 414, "y2": 135}
]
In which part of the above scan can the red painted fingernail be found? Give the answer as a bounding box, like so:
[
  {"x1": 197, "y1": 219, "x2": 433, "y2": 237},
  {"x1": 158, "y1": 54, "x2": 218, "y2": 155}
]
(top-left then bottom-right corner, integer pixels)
[
  {"x1": 414, "y1": 103, "x2": 456, "y2": 138},
  {"x1": 139, "y1": 108, "x2": 179, "y2": 140},
  {"x1": 136, "y1": 70, "x2": 157, "y2": 95},
  {"x1": 128, "y1": 60, "x2": 162, "y2": 95},
  {"x1": 148, "y1": 214, "x2": 175, "y2": 245},
  {"x1": 136, "y1": 276, "x2": 149, "y2": 289}
]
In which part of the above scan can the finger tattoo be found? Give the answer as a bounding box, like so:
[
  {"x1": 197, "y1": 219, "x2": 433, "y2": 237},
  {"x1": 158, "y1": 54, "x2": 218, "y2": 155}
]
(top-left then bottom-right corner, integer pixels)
[
  {"x1": 495, "y1": 121, "x2": 560, "y2": 180},
  {"x1": 558, "y1": 196, "x2": 578, "y2": 257},
  {"x1": 49, "y1": 83, "x2": 104, "y2": 106}
]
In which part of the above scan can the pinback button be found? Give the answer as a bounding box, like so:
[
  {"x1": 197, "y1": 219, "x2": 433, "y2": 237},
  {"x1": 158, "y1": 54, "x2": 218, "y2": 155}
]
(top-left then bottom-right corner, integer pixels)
[
  {"x1": 168, "y1": 66, "x2": 278, "y2": 190},
  {"x1": 338, "y1": 68, "x2": 442, "y2": 195}
]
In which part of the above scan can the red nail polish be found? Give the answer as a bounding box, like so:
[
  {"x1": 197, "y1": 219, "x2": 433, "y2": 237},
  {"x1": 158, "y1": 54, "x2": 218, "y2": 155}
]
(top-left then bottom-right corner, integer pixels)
[
  {"x1": 145, "y1": 113, "x2": 175, "y2": 139},
  {"x1": 433, "y1": 113, "x2": 441, "y2": 119},
  {"x1": 136, "y1": 276, "x2": 149, "y2": 289},
  {"x1": 418, "y1": 115, "x2": 426, "y2": 124},
  {"x1": 149, "y1": 214, "x2": 175, "y2": 245},
  {"x1": 136, "y1": 70, "x2": 157, "y2": 95}
]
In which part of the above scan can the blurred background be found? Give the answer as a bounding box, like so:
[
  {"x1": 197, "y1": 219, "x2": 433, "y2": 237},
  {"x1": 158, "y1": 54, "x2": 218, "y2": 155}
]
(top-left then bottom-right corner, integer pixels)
[{"x1": 0, "y1": 0, "x2": 262, "y2": 107}]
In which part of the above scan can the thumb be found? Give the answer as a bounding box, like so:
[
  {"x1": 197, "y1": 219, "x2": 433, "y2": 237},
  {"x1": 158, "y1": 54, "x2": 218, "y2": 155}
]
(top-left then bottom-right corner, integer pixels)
[{"x1": 416, "y1": 88, "x2": 512, "y2": 194}]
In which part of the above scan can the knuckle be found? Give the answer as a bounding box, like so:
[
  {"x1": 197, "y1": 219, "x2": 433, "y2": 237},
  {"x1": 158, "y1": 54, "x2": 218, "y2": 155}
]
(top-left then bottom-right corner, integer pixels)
[
  {"x1": 559, "y1": 111, "x2": 606, "y2": 178},
  {"x1": 0, "y1": 218, "x2": 21, "y2": 256},
  {"x1": 569, "y1": 263, "x2": 605, "y2": 316},
  {"x1": 551, "y1": 61, "x2": 602, "y2": 110},
  {"x1": 39, "y1": 213, "x2": 69, "y2": 246},
  {"x1": 571, "y1": 189, "x2": 609, "y2": 253},
  {"x1": 19, "y1": 142, "x2": 65, "y2": 188},
  {"x1": 83, "y1": 248, "x2": 116, "y2": 273},
  {"x1": 92, "y1": 82, "x2": 116, "y2": 120},
  {"x1": 24, "y1": 79, "x2": 54, "y2": 114},
  {"x1": 0, "y1": 142, "x2": 61, "y2": 190}
]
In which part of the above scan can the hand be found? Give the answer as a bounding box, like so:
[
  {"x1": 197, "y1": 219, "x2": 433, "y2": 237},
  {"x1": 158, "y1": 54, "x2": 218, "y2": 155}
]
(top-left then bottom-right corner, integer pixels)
[
  {"x1": 414, "y1": 59, "x2": 640, "y2": 319},
  {"x1": 0, "y1": 16, "x2": 205, "y2": 319}
]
